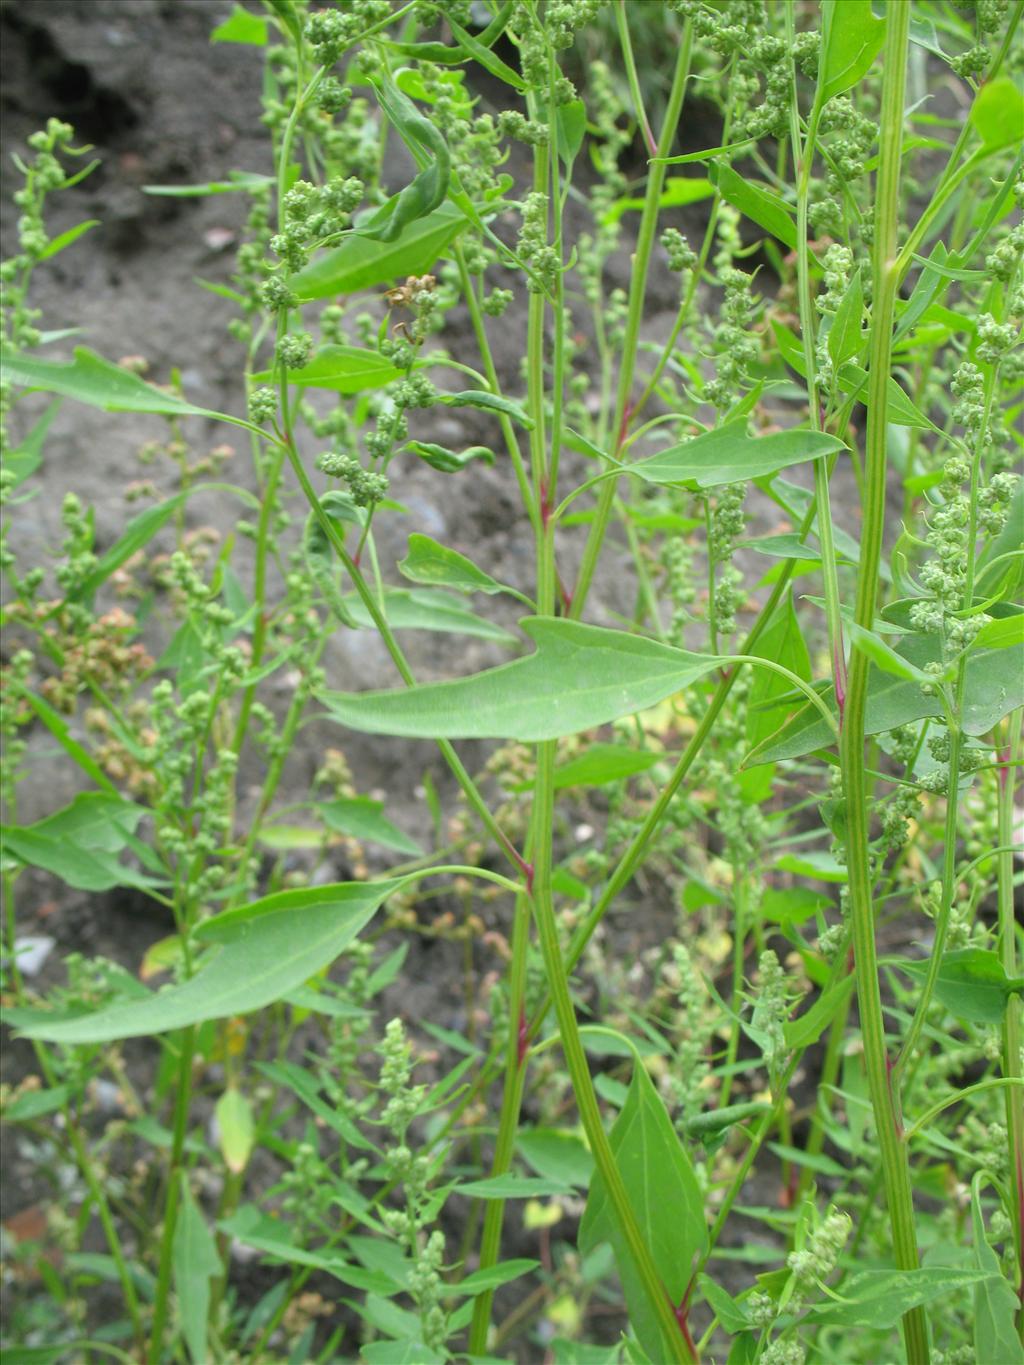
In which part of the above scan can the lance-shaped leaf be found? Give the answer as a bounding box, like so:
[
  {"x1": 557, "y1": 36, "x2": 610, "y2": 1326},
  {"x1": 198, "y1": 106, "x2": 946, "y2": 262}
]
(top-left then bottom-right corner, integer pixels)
[
  {"x1": 707, "y1": 163, "x2": 797, "y2": 249},
  {"x1": 580, "y1": 1061, "x2": 708, "y2": 1364},
  {"x1": 895, "y1": 950, "x2": 1024, "y2": 1026},
  {"x1": 253, "y1": 344, "x2": 403, "y2": 394},
  {"x1": 173, "y1": 1178, "x2": 222, "y2": 1365},
  {"x1": 398, "y1": 533, "x2": 526, "y2": 602},
  {"x1": 749, "y1": 636, "x2": 1024, "y2": 763},
  {"x1": 625, "y1": 421, "x2": 844, "y2": 489},
  {"x1": 818, "y1": 0, "x2": 885, "y2": 105},
  {"x1": 14, "y1": 880, "x2": 404, "y2": 1044},
  {"x1": 320, "y1": 618, "x2": 724, "y2": 741},
  {"x1": 1, "y1": 346, "x2": 225, "y2": 418},
  {"x1": 291, "y1": 202, "x2": 468, "y2": 300}
]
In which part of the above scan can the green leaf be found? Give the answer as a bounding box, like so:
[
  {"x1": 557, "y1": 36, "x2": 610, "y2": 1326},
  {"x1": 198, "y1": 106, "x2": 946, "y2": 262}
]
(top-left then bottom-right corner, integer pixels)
[
  {"x1": 320, "y1": 617, "x2": 723, "y2": 742},
  {"x1": 850, "y1": 623, "x2": 937, "y2": 684},
  {"x1": 549, "y1": 743, "x2": 664, "y2": 790},
  {"x1": 518, "y1": 1128, "x2": 595, "y2": 1189},
  {"x1": 580, "y1": 1062, "x2": 708, "y2": 1365},
  {"x1": 398, "y1": 533, "x2": 511, "y2": 596},
  {"x1": 784, "y1": 975, "x2": 856, "y2": 1051},
  {"x1": 69, "y1": 493, "x2": 183, "y2": 600},
  {"x1": 602, "y1": 176, "x2": 714, "y2": 226},
  {"x1": 0, "y1": 346, "x2": 221, "y2": 418},
  {"x1": 746, "y1": 595, "x2": 811, "y2": 750},
  {"x1": 759, "y1": 886, "x2": 831, "y2": 925},
  {"x1": 818, "y1": 0, "x2": 885, "y2": 105},
  {"x1": 253, "y1": 344, "x2": 403, "y2": 394},
  {"x1": 4, "y1": 398, "x2": 60, "y2": 487},
  {"x1": 555, "y1": 100, "x2": 586, "y2": 168},
  {"x1": 264, "y1": 0, "x2": 301, "y2": 43},
  {"x1": 446, "y1": 8, "x2": 525, "y2": 90},
  {"x1": 803, "y1": 1267, "x2": 994, "y2": 1329},
  {"x1": 291, "y1": 202, "x2": 468, "y2": 300},
  {"x1": 971, "y1": 1175, "x2": 1024, "y2": 1364},
  {"x1": 626, "y1": 421, "x2": 843, "y2": 488},
  {"x1": 215, "y1": 1089, "x2": 255, "y2": 1174},
  {"x1": 38, "y1": 219, "x2": 99, "y2": 262},
  {"x1": 403, "y1": 440, "x2": 495, "y2": 473},
  {"x1": 697, "y1": 1274, "x2": 750, "y2": 1333},
  {"x1": 1, "y1": 1083, "x2": 72, "y2": 1122},
  {"x1": 969, "y1": 613, "x2": 1024, "y2": 652},
  {"x1": 143, "y1": 170, "x2": 275, "y2": 197},
  {"x1": 362, "y1": 1343, "x2": 444, "y2": 1365},
  {"x1": 255, "y1": 1060, "x2": 374, "y2": 1151},
  {"x1": 360, "y1": 75, "x2": 450, "y2": 242},
  {"x1": 2, "y1": 793, "x2": 164, "y2": 893},
  {"x1": 447, "y1": 1259, "x2": 540, "y2": 1298},
  {"x1": 437, "y1": 389, "x2": 533, "y2": 428},
  {"x1": 742, "y1": 533, "x2": 822, "y2": 563},
  {"x1": 339, "y1": 587, "x2": 518, "y2": 644},
  {"x1": 837, "y1": 361, "x2": 937, "y2": 429},
  {"x1": 896, "y1": 950, "x2": 1021, "y2": 1025},
  {"x1": 16, "y1": 880, "x2": 404, "y2": 1043},
  {"x1": 318, "y1": 795, "x2": 422, "y2": 856},
  {"x1": 458, "y1": 1175, "x2": 570, "y2": 1198},
  {"x1": 211, "y1": 3, "x2": 267, "y2": 44},
  {"x1": 826, "y1": 268, "x2": 864, "y2": 366},
  {"x1": 971, "y1": 77, "x2": 1024, "y2": 150},
  {"x1": 172, "y1": 1176, "x2": 222, "y2": 1365},
  {"x1": 751, "y1": 637, "x2": 1024, "y2": 761},
  {"x1": 18, "y1": 689, "x2": 117, "y2": 795},
  {"x1": 707, "y1": 163, "x2": 796, "y2": 250}
]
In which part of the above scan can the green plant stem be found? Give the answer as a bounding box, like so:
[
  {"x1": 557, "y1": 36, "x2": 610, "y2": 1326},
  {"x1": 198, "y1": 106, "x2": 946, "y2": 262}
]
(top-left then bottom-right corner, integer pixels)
[
  {"x1": 837, "y1": 7, "x2": 927, "y2": 1362},
  {"x1": 997, "y1": 713, "x2": 1024, "y2": 1331},
  {"x1": 465, "y1": 910, "x2": 529, "y2": 1354},
  {"x1": 570, "y1": 19, "x2": 693, "y2": 618},
  {"x1": 453, "y1": 245, "x2": 537, "y2": 531},
  {"x1": 148, "y1": 1024, "x2": 196, "y2": 1365},
  {"x1": 789, "y1": 15, "x2": 846, "y2": 718},
  {"x1": 532, "y1": 740, "x2": 694, "y2": 1361}
]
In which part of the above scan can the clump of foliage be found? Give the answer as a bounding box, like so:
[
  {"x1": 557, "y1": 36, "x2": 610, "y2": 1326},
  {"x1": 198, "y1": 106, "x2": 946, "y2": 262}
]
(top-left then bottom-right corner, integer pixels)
[{"x1": 1, "y1": 2, "x2": 1022, "y2": 1363}]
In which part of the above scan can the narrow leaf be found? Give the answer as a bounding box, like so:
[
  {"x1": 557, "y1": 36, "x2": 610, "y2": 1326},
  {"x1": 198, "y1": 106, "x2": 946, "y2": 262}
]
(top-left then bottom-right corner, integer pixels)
[
  {"x1": 211, "y1": 3, "x2": 268, "y2": 44},
  {"x1": 896, "y1": 950, "x2": 1020, "y2": 1025},
  {"x1": 5, "y1": 398, "x2": 60, "y2": 487},
  {"x1": 16, "y1": 880, "x2": 404, "y2": 1043},
  {"x1": 291, "y1": 202, "x2": 468, "y2": 300},
  {"x1": 319, "y1": 795, "x2": 422, "y2": 856},
  {"x1": 627, "y1": 421, "x2": 843, "y2": 488},
  {"x1": 320, "y1": 617, "x2": 724, "y2": 742},
  {"x1": 398, "y1": 533, "x2": 510, "y2": 596},
  {"x1": 404, "y1": 440, "x2": 494, "y2": 473},
  {"x1": 172, "y1": 1178, "x2": 222, "y2": 1365},
  {"x1": 971, "y1": 77, "x2": 1024, "y2": 150},
  {"x1": 339, "y1": 587, "x2": 518, "y2": 644},
  {"x1": 437, "y1": 389, "x2": 533, "y2": 428},
  {"x1": 819, "y1": 0, "x2": 886, "y2": 104},
  {"x1": 253, "y1": 344, "x2": 403, "y2": 394},
  {"x1": 803, "y1": 1267, "x2": 993, "y2": 1328},
  {"x1": 971, "y1": 1176, "x2": 1024, "y2": 1364},
  {"x1": 38, "y1": 220, "x2": 99, "y2": 261},
  {"x1": 580, "y1": 1062, "x2": 708, "y2": 1364},
  {"x1": 215, "y1": 1089, "x2": 255, "y2": 1174},
  {"x1": 1, "y1": 346, "x2": 218, "y2": 417},
  {"x1": 707, "y1": 164, "x2": 796, "y2": 250}
]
